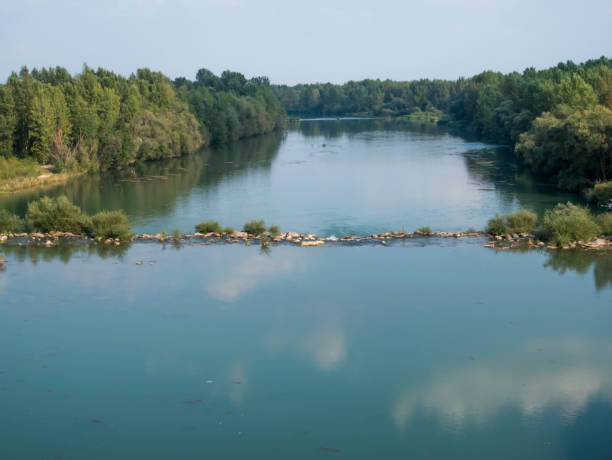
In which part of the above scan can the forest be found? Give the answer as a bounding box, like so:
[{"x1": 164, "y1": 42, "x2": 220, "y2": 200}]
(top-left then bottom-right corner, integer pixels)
[
  {"x1": 273, "y1": 57, "x2": 612, "y2": 192},
  {"x1": 0, "y1": 66, "x2": 285, "y2": 176},
  {"x1": 1, "y1": 58, "x2": 610, "y2": 196}
]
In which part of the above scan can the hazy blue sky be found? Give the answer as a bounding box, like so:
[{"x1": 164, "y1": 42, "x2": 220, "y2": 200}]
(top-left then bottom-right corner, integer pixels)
[{"x1": 1, "y1": 0, "x2": 610, "y2": 84}]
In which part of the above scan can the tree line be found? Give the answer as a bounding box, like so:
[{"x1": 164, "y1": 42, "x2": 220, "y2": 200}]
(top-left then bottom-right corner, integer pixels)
[
  {"x1": 273, "y1": 57, "x2": 612, "y2": 192},
  {"x1": 0, "y1": 66, "x2": 285, "y2": 173}
]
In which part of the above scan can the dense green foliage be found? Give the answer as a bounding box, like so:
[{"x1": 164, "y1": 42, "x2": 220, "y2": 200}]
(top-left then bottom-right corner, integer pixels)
[
  {"x1": 539, "y1": 202, "x2": 600, "y2": 246},
  {"x1": 195, "y1": 220, "x2": 222, "y2": 233},
  {"x1": 24, "y1": 195, "x2": 132, "y2": 239},
  {"x1": 173, "y1": 70, "x2": 285, "y2": 145},
  {"x1": 89, "y1": 210, "x2": 131, "y2": 239},
  {"x1": 598, "y1": 213, "x2": 612, "y2": 236},
  {"x1": 0, "y1": 66, "x2": 203, "y2": 172},
  {"x1": 243, "y1": 219, "x2": 266, "y2": 235},
  {"x1": 486, "y1": 210, "x2": 537, "y2": 235},
  {"x1": 0, "y1": 66, "x2": 286, "y2": 175},
  {"x1": 0, "y1": 156, "x2": 44, "y2": 181},
  {"x1": 585, "y1": 180, "x2": 612, "y2": 204},
  {"x1": 505, "y1": 210, "x2": 538, "y2": 234},
  {"x1": 26, "y1": 195, "x2": 91, "y2": 233},
  {"x1": 486, "y1": 215, "x2": 510, "y2": 236},
  {"x1": 274, "y1": 57, "x2": 612, "y2": 191},
  {"x1": 268, "y1": 224, "x2": 280, "y2": 236},
  {"x1": 0, "y1": 209, "x2": 25, "y2": 233}
]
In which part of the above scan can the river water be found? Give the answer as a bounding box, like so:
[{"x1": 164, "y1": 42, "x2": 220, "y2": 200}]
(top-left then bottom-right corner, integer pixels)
[
  {"x1": 0, "y1": 241, "x2": 611, "y2": 459},
  {"x1": 1, "y1": 119, "x2": 611, "y2": 459},
  {"x1": 0, "y1": 119, "x2": 576, "y2": 236}
]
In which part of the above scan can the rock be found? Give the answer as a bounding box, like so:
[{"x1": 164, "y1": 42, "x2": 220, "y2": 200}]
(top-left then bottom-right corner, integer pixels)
[
  {"x1": 301, "y1": 240, "x2": 325, "y2": 247},
  {"x1": 231, "y1": 231, "x2": 248, "y2": 239},
  {"x1": 286, "y1": 232, "x2": 300, "y2": 239},
  {"x1": 512, "y1": 233, "x2": 519, "y2": 240},
  {"x1": 0, "y1": 235, "x2": 7, "y2": 242}
]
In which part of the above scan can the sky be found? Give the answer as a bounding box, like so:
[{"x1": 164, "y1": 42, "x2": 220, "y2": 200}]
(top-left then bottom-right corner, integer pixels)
[{"x1": 0, "y1": 0, "x2": 611, "y2": 85}]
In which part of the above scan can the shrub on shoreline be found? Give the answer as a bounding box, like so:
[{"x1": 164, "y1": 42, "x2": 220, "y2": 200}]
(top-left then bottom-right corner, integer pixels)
[
  {"x1": 0, "y1": 209, "x2": 25, "y2": 233},
  {"x1": 195, "y1": 220, "x2": 222, "y2": 234},
  {"x1": 90, "y1": 210, "x2": 131, "y2": 239},
  {"x1": 243, "y1": 219, "x2": 266, "y2": 235},
  {"x1": 487, "y1": 209, "x2": 537, "y2": 235},
  {"x1": 505, "y1": 210, "x2": 537, "y2": 234},
  {"x1": 26, "y1": 196, "x2": 91, "y2": 234},
  {"x1": 416, "y1": 226, "x2": 432, "y2": 235},
  {"x1": 22, "y1": 195, "x2": 132, "y2": 239},
  {"x1": 598, "y1": 213, "x2": 612, "y2": 236},
  {"x1": 268, "y1": 224, "x2": 280, "y2": 236},
  {"x1": 540, "y1": 202, "x2": 600, "y2": 246},
  {"x1": 585, "y1": 181, "x2": 612, "y2": 204}
]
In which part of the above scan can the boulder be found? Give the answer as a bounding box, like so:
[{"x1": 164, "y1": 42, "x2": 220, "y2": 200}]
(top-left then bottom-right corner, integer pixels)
[{"x1": 301, "y1": 240, "x2": 325, "y2": 247}]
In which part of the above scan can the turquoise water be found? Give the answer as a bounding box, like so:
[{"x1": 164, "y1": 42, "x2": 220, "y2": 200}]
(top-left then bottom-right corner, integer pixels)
[
  {"x1": 0, "y1": 120, "x2": 576, "y2": 236},
  {"x1": 1, "y1": 241, "x2": 611, "y2": 459}
]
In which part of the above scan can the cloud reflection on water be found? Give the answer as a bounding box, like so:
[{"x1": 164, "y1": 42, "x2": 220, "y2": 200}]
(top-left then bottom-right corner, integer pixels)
[
  {"x1": 207, "y1": 252, "x2": 307, "y2": 302},
  {"x1": 392, "y1": 337, "x2": 612, "y2": 430}
]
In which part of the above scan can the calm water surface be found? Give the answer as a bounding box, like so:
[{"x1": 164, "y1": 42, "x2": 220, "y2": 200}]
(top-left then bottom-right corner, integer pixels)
[
  {"x1": 1, "y1": 241, "x2": 612, "y2": 459},
  {"x1": 0, "y1": 120, "x2": 577, "y2": 235}
]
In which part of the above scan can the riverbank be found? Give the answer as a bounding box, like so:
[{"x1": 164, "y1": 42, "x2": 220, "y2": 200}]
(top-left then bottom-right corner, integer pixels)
[
  {"x1": 0, "y1": 170, "x2": 79, "y2": 194},
  {"x1": 1, "y1": 229, "x2": 611, "y2": 251}
]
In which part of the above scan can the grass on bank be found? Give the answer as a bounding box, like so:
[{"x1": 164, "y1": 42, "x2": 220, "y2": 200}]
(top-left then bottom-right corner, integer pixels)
[{"x1": 0, "y1": 157, "x2": 45, "y2": 183}]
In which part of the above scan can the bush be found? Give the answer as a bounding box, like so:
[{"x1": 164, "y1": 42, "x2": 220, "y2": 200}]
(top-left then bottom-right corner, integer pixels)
[
  {"x1": 0, "y1": 156, "x2": 44, "y2": 182},
  {"x1": 486, "y1": 215, "x2": 509, "y2": 236},
  {"x1": 487, "y1": 210, "x2": 537, "y2": 235},
  {"x1": 171, "y1": 228, "x2": 182, "y2": 240},
  {"x1": 26, "y1": 196, "x2": 91, "y2": 234},
  {"x1": 505, "y1": 210, "x2": 537, "y2": 234},
  {"x1": 598, "y1": 213, "x2": 612, "y2": 236},
  {"x1": 0, "y1": 209, "x2": 25, "y2": 233},
  {"x1": 195, "y1": 220, "x2": 221, "y2": 233},
  {"x1": 268, "y1": 224, "x2": 280, "y2": 236},
  {"x1": 541, "y1": 202, "x2": 600, "y2": 246},
  {"x1": 222, "y1": 227, "x2": 234, "y2": 234},
  {"x1": 243, "y1": 219, "x2": 266, "y2": 235},
  {"x1": 416, "y1": 226, "x2": 432, "y2": 235},
  {"x1": 89, "y1": 210, "x2": 131, "y2": 239},
  {"x1": 585, "y1": 181, "x2": 612, "y2": 204}
]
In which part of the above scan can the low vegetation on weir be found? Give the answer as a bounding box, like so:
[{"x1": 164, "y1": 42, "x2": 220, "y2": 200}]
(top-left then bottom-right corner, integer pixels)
[
  {"x1": 486, "y1": 210, "x2": 538, "y2": 236},
  {"x1": 1, "y1": 197, "x2": 611, "y2": 250},
  {"x1": 0, "y1": 195, "x2": 131, "y2": 239},
  {"x1": 487, "y1": 204, "x2": 611, "y2": 248}
]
